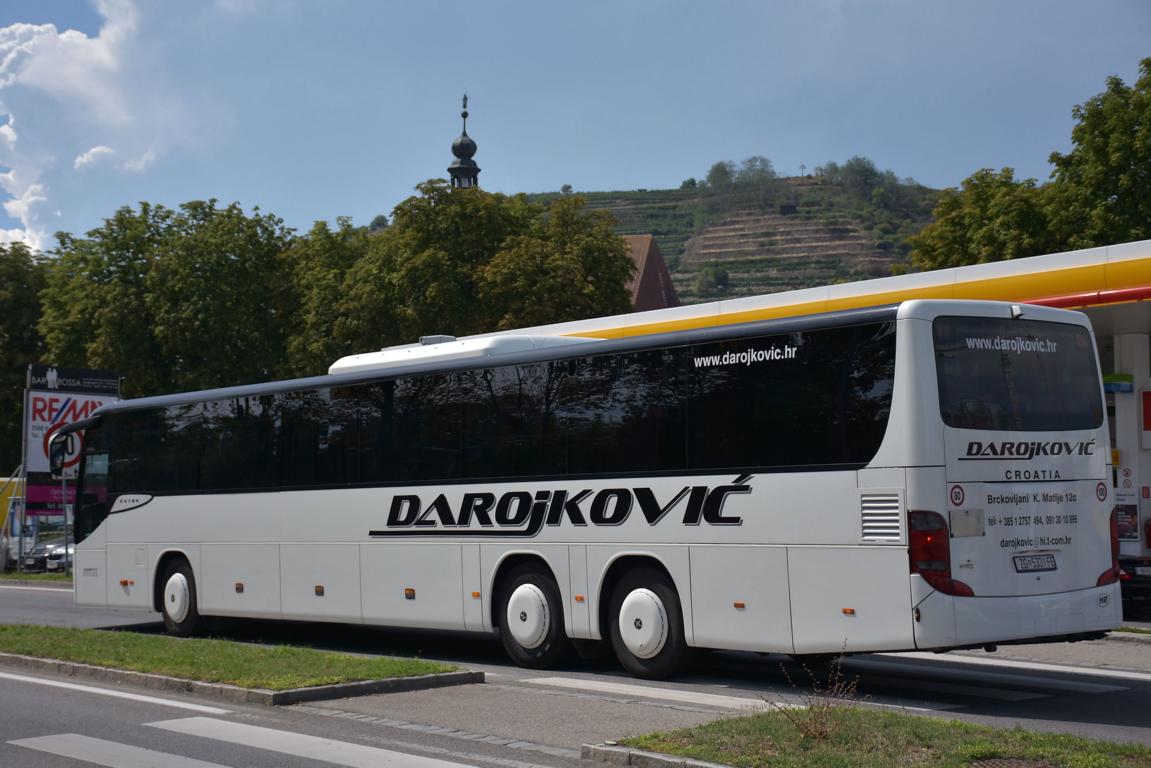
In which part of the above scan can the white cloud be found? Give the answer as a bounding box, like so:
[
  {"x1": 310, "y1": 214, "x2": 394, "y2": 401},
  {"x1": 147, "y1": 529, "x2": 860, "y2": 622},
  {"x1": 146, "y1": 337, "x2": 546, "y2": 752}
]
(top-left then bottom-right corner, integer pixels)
[
  {"x1": 3, "y1": 1, "x2": 137, "y2": 125},
  {"x1": 0, "y1": 227, "x2": 31, "y2": 245},
  {"x1": 123, "y1": 146, "x2": 156, "y2": 173},
  {"x1": 73, "y1": 144, "x2": 116, "y2": 170},
  {"x1": 0, "y1": 169, "x2": 47, "y2": 250},
  {"x1": 0, "y1": 0, "x2": 183, "y2": 250},
  {"x1": 0, "y1": 113, "x2": 15, "y2": 147}
]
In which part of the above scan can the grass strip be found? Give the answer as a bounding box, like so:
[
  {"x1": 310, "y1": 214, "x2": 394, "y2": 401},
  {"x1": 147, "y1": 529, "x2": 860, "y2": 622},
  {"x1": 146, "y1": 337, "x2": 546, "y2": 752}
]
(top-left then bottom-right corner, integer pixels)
[
  {"x1": 1117, "y1": 625, "x2": 1151, "y2": 636},
  {"x1": 623, "y1": 706, "x2": 1151, "y2": 768},
  {"x1": 0, "y1": 572, "x2": 72, "y2": 582},
  {"x1": 0, "y1": 625, "x2": 453, "y2": 691}
]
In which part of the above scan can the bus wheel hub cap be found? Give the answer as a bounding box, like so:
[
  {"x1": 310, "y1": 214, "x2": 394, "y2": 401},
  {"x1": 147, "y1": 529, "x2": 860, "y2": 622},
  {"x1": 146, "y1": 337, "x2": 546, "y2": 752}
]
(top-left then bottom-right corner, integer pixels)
[
  {"x1": 619, "y1": 588, "x2": 667, "y2": 659},
  {"x1": 164, "y1": 573, "x2": 189, "y2": 624},
  {"x1": 507, "y1": 584, "x2": 549, "y2": 649}
]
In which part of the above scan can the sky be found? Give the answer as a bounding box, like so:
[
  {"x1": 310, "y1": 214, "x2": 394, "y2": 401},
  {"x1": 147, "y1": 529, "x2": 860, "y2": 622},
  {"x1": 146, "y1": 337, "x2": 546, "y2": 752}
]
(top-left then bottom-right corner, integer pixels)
[{"x1": 0, "y1": 0, "x2": 1147, "y2": 251}]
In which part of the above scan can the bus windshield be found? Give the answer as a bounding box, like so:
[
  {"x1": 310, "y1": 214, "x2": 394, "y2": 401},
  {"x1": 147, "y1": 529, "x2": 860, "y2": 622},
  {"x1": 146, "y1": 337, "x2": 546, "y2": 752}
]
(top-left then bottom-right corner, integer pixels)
[
  {"x1": 75, "y1": 423, "x2": 110, "y2": 543},
  {"x1": 933, "y1": 316, "x2": 1103, "y2": 432}
]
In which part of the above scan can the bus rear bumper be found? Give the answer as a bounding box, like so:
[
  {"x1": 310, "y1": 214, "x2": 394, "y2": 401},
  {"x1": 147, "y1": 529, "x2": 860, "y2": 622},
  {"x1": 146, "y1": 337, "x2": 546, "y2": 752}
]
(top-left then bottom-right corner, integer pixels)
[{"x1": 913, "y1": 583, "x2": 1122, "y2": 650}]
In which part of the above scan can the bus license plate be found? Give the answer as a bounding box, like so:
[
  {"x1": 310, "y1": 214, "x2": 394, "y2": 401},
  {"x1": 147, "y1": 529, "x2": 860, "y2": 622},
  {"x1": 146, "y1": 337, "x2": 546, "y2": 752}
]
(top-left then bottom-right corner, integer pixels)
[{"x1": 1014, "y1": 554, "x2": 1057, "y2": 573}]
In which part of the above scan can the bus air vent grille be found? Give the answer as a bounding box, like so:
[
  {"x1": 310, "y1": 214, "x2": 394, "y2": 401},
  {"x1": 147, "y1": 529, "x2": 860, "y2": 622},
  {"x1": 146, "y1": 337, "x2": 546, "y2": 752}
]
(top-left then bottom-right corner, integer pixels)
[{"x1": 860, "y1": 493, "x2": 903, "y2": 542}]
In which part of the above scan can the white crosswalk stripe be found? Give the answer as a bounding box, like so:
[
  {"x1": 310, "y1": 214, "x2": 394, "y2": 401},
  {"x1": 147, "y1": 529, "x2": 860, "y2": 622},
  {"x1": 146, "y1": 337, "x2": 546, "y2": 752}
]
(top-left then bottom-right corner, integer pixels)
[
  {"x1": 10, "y1": 718, "x2": 484, "y2": 768},
  {"x1": 525, "y1": 676, "x2": 783, "y2": 710},
  {"x1": 0, "y1": 671, "x2": 231, "y2": 714},
  {"x1": 147, "y1": 716, "x2": 480, "y2": 768},
  {"x1": 9, "y1": 733, "x2": 230, "y2": 768}
]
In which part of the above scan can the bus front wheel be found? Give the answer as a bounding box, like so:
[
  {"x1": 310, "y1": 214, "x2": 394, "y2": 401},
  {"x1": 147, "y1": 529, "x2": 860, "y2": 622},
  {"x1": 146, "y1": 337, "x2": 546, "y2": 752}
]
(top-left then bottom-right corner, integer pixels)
[
  {"x1": 608, "y1": 568, "x2": 689, "y2": 679},
  {"x1": 498, "y1": 564, "x2": 570, "y2": 669},
  {"x1": 160, "y1": 559, "x2": 202, "y2": 636}
]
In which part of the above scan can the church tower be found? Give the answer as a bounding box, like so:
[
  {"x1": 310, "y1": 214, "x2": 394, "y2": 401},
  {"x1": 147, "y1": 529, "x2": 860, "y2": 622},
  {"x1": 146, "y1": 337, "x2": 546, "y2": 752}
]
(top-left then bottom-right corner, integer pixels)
[{"x1": 448, "y1": 94, "x2": 480, "y2": 189}]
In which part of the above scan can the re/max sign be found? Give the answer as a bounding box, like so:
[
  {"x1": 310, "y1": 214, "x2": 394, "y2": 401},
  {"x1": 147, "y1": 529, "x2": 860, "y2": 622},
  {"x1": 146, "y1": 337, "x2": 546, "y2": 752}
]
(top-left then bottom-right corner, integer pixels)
[
  {"x1": 369, "y1": 475, "x2": 753, "y2": 538},
  {"x1": 30, "y1": 395, "x2": 103, "y2": 424}
]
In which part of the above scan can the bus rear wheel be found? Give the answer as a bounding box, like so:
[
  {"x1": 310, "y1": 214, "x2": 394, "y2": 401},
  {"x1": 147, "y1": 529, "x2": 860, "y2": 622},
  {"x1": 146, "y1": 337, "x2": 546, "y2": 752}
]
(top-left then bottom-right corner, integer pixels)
[
  {"x1": 160, "y1": 559, "x2": 202, "y2": 636},
  {"x1": 608, "y1": 567, "x2": 689, "y2": 679},
  {"x1": 498, "y1": 564, "x2": 571, "y2": 669}
]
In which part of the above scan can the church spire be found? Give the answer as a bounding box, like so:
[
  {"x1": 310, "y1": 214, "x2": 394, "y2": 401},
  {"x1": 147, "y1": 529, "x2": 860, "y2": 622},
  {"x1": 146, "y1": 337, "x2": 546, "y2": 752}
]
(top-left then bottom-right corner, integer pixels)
[{"x1": 448, "y1": 94, "x2": 480, "y2": 189}]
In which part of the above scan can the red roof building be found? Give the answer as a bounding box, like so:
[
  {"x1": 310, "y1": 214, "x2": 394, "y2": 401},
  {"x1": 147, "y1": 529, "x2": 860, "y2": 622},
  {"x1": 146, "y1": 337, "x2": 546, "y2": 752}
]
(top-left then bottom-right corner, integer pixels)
[{"x1": 623, "y1": 234, "x2": 679, "y2": 312}]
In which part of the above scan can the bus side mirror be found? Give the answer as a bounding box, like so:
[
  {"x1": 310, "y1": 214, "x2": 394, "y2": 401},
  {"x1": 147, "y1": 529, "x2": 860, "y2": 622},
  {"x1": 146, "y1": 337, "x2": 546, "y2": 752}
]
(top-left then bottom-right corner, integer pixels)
[{"x1": 48, "y1": 431, "x2": 71, "y2": 478}]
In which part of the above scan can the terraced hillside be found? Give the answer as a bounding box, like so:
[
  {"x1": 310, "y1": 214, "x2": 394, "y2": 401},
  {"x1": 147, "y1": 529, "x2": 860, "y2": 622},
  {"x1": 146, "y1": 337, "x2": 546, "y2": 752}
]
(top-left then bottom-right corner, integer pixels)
[
  {"x1": 531, "y1": 176, "x2": 934, "y2": 305},
  {"x1": 573, "y1": 189, "x2": 701, "y2": 272},
  {"x1": 674, "y1": 208, "x2": 902, "y2": 302}
]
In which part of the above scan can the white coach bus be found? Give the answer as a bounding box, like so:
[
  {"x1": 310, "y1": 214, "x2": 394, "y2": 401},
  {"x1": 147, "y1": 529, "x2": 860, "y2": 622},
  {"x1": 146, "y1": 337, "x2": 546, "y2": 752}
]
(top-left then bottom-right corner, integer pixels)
[{"x1": 58, "y1": 299, "x2": 1121, "y2": 678}]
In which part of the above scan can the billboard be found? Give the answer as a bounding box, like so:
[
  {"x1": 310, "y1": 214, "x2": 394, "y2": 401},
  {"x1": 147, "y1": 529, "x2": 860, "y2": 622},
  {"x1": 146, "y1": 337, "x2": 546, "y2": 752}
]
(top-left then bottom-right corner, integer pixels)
[{"x1": 22, "y1": 364, "x2": 119, "y2": 515}]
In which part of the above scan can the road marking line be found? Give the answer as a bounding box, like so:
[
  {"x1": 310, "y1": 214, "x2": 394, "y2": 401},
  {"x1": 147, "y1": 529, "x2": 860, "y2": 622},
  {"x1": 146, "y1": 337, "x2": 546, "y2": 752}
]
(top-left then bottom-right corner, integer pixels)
[
  {"x1": 9, "y1": 733, "x2": 230, "y2": 768},
  {"x1": 867, "y1": 700, "x2": 960, "y2": 713},
  {"x1": 882, "y1": 651, "x2": 1151, "y2": 683},
  {"x1": 0, "y1": 671, "x2": 231, "y2": 714},
  {"x1": 525, "y1": 676, "x2": 780, "y2": 710},
  {"x1": 0, "y1": 584, "x2": 73, "y2": 592},
  {"x1": 148, "y1": 717, "x2": 480, "y2": 768}
]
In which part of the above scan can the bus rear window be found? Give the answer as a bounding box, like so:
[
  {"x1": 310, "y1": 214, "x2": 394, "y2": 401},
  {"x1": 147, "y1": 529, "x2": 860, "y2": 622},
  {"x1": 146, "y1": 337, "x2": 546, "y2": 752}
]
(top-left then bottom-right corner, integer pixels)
[{"x1": 933, "y1": 316, "x2": 1103, "y2": 432}]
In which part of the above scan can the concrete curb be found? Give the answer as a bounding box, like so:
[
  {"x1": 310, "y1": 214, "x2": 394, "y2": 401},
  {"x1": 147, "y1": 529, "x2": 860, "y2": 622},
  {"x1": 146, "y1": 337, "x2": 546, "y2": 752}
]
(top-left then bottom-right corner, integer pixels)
[
  {"x1": 582, "y1": 743, "x2": 732, "y2": 768},
  {"x1": 1107, "y1": 631, "x2": 1151, "y2": 645},
  {"x1": 0, "y1": 652, "x2": 483, "y2": 706}
]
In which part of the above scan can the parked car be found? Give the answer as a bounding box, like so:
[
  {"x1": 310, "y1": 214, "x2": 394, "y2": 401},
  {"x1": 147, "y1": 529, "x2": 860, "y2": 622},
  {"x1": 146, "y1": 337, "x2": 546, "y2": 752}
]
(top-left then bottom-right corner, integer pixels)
[
  {"x1": 1120, "y1": 553, "x2": 1151, "y2": 619},
  {"x1": 22, "y1": 537, "x2": 65, "y2": 572},
  {"x1": 45, "y1": 540, "x2": 74, "y2": 572}
]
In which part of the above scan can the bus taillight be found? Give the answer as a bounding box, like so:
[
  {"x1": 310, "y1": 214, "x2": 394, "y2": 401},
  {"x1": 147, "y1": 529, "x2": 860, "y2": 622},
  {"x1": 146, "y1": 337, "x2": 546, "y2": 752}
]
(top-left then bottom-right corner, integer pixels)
[
  {"x1": 909, "y1": 510, "x2": 974, "y2": 597},
  {"x1": 1097, "y1": 508, "x2": 1121, "y2": 586}
]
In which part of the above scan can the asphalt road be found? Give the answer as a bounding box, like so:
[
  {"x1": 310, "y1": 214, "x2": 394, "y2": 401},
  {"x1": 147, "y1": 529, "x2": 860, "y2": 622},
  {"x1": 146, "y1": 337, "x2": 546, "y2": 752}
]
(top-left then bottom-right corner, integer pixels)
[{"x1": 2, "y1": 581, "x2": 1151, "y2": 768}]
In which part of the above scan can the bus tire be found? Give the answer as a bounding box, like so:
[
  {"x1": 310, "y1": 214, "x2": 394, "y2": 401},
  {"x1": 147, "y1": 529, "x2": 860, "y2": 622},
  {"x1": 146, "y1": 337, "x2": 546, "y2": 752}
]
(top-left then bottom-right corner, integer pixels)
[
  {"x1": 498, "y1": 564, "x2": 571, "y2": 669},
  {"x1": 608, "y1": 567, "x2": 689, "y2": 679},
  {"x1": 160, "y1": 559, "x2": 202, "y2": 636}
]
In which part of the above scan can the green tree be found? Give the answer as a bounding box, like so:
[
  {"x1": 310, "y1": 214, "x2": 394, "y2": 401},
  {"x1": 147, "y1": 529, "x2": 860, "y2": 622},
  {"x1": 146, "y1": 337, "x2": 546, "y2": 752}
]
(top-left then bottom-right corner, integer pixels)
[
  {"x1": 693, "y1": 265, "x2": 730, "y2": 297},
  {"x1": 41, "y1": 200, "x2": 294, "y2": 396},
  {"x1": 871, "y1": 170, "x2": 922, "y2": 216},
  {"x1": 146, "y1": 200, "x2": 294, "y2": 390},
  {"x1": 282, "y1": 218, "x2": 371, "y2": 377},
  {"x1": 816, "y1": 161, "x2": 841, "y2": 182},
  {"x1": 1047, "y1": 57, "x2": 1151, "y2": 248},
  {"x1": 840, "y1": 156, "x2": 882, "y2": 201},
  {"x1": 907, "y1": 168, "x2": 1056, "y2": 270},
  {"x1": 337, "y1": 181, "x2": 634, "y2": 348},
  {"x1": 479, "y1": 195, "x2": 634, "y2": 330},
  {"x1": 734, "y1": 156, "x2": 780, "y2": 210},
  {"x1": 908, "y1": 58, "x2": 1151, "y2": 270},
  {"x1": 736, "y1": 156, "x2": 776, "y2": 184},
  {"x1": 337, "y1": 180, "x2": 539, "y2": 349},
  {"x1": 705, "y1": 161, "x2": 735, "y2": 189},
  {"x1": 40, "y1": 203, "x2": 173, "y2": 395},
  {"x1": 0, "y1": 242, "x2": 46, "y2": 471}
]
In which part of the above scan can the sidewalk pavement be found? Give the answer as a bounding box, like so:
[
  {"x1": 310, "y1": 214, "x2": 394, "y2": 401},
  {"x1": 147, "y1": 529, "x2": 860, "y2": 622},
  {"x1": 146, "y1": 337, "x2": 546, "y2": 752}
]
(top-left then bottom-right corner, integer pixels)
[{"x1": 953, "y1": 630, "x2": 1151, "y2": 674}]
